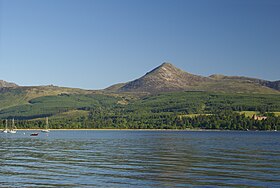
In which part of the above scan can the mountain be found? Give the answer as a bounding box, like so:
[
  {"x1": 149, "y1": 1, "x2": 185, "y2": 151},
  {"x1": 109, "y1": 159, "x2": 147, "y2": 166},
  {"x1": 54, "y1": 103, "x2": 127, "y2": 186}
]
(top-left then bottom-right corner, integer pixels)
[
  {"x1": 0, "y1": 80, "x2": 18, "y2": 88},
  {"x1": 108, "y1": 63, "x2": 280, "y2": 94},
  {"x1": 0, "y1": 64, "x2": 279, "y2": 121},
  {"x1": 117, "y1": 63, "x2": 210, "y2": 93}
]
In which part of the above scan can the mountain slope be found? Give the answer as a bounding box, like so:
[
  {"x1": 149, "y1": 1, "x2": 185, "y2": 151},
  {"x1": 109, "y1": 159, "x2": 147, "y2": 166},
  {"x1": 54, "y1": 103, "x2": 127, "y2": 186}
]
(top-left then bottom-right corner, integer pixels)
[
  {"x1": 118, "y1": 63, "x2": 210, "y2": 93},
  {"x1": 210, "y1": 75, "x2": 280, "y2": 91},
  {"x1": 0, "y1": 85, "x2": 120, "y2": 119},
  {"x1": 0, "y1": 85, "x2": 98, "y2": 110},
  {"x1": 108, "y1": 63, "x2": 279, "y2": 94}
]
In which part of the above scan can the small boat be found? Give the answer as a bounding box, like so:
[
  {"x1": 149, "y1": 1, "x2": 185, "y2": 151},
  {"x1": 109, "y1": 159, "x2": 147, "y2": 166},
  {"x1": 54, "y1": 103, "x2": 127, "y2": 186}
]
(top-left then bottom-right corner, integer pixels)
[
  {"x1": 2, "y1": 119, "x2": 8, "y2": 133},
  {"x1": 41, "y1": 117, "x2": 50, "y2": 133},
  {"x1": 30, "y1": 133, "x2": 39, "y2": 136},
  {"x1": 8, "y1": 119, "x2": 17, "y2": 134}
]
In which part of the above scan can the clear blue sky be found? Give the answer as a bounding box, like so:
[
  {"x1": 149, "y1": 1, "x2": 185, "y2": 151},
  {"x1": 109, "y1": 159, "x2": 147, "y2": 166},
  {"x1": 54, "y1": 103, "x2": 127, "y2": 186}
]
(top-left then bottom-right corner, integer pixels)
[{"x1": 0, "y1": 0, "x2": 279, "y2": 89}]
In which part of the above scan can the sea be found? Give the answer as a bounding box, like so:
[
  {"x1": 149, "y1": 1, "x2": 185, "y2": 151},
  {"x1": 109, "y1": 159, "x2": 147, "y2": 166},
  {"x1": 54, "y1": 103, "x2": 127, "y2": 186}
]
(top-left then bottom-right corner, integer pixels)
[{"x1": 0, "y1": 130, "x2": 279, "y2": 187}]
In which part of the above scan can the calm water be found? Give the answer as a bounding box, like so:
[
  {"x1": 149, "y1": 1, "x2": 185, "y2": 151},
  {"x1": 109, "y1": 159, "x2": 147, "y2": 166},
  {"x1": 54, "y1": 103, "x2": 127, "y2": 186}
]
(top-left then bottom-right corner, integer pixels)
[{"x1": 0, "y1": 130, "x2": 279, "y2": 187}]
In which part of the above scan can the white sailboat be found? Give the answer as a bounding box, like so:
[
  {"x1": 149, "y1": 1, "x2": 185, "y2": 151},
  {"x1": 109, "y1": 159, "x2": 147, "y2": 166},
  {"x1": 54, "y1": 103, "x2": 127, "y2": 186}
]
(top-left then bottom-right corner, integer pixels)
[
  {"x1": 2, "y1": 119, "x2": 8, "y2": 133},
  {"x1": 8, "y1": 118, "x2": 17, "y2": 134},
  {"x1": 41, "y1": 117, "x2": 50, "y2": 133}
]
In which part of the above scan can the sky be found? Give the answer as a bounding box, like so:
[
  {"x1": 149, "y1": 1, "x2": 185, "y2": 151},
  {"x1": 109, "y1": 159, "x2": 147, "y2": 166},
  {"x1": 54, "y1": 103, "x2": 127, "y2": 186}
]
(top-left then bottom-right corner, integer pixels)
[{"x1": 0, "y1": 0, "x2": 279, "y2": 89}]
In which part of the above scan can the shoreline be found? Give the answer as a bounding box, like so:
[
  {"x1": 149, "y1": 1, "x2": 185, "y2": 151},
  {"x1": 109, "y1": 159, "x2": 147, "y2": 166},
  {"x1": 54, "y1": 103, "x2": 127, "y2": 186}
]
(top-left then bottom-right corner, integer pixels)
[
  {"x1": 6, "y1": 128, "x2": 277, "y2": 132},
  {"x1": 13, "y1": 128, "x2": 205, "y2": 131}
]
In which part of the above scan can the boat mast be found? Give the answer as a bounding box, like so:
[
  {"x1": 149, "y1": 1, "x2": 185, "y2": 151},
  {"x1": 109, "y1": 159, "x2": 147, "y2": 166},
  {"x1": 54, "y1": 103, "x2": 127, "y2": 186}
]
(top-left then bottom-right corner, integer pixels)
[
  {"x1": 46, "y1": 117, "x2": 48, "y2": 129},
  {"x1": 12, "y1": 118, "x2": 15, "y2": 130}
]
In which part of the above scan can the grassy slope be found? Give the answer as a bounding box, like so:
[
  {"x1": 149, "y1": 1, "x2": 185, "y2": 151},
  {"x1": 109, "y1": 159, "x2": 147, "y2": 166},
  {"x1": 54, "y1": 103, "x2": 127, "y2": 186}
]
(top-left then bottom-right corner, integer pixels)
[
  {"x1": 0, "y1": 88, "x2": 27, "y2": 110},
  {"x1": 239, "y1": 111, "x2": 259, "y2": 117},
  {"x1": 0, "y1": 86, "x2": 95, "y2": 110},
  {"x1": 273, "y1": 112, "x2": 280, "y2": 116},
  {"x1": 0, "y1": 94, "x2": 120, "y2": 119},
  {"x1": 239, "y1": 111, "x2": 280, "y2": 117},
  {"x1": 198, "y1": 79, "x2": 280, "y2": 94},
  {"x1": 1, "y1": 87, "x2": 280, "y2": 120},
  {"x1": 0, "y1": 86, "x2": 120, "y2": 119},
  {"x1": 127, "y1": 91, "x2": 280, "y2": 113}
]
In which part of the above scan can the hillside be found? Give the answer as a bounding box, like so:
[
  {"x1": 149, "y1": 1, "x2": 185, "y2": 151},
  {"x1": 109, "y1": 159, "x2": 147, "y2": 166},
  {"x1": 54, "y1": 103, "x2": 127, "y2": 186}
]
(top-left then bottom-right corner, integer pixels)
[
  {"x1": 209, "y1": 74, "x2": 280, "y2": 91},
  {"x1": 107, "y1": 63, "x2": 280, "y2": 94},
  {"x1": 0, "y1": 84, "x2": 123, "y2": 119},
  {"x1": 0, "y1": 85, "x2": 99, "y2": 110},
  {"x1": 0, "y1": 63, "x2": 279, "y2": 122},
  {"x1": 1, "y1": 91, "x2": 279, "y2": 131},
  {"x1": 0, "y1": 80, "x2": 18, "y2": 88}
]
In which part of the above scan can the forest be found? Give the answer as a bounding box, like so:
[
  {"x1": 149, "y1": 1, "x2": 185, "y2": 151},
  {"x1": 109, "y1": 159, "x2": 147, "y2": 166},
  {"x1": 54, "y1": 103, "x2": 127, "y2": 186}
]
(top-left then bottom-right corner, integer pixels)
[{"x1": 1, "y1": 91, "x2": 279, "y2": 131}]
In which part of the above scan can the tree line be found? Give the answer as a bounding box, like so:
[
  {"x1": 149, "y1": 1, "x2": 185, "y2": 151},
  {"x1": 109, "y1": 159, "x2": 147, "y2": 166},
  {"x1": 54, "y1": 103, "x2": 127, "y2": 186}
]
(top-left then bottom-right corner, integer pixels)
[{"x1": 1, "y1": 110, "x2": 279, "y2": 131}]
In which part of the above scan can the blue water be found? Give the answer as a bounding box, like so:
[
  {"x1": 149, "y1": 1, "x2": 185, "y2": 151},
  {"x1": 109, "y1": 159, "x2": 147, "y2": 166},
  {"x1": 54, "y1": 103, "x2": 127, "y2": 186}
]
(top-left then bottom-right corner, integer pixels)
[{"x1": 0, "y1": 130, "x2": 279, "y2": 187}]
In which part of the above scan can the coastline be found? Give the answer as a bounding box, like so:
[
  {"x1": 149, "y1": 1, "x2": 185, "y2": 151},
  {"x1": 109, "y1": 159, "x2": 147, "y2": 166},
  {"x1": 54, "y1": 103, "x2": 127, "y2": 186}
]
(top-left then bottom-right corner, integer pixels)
[
  {"x1": 7, "y1": 128, "x2": 277, "y2": 132},
  {"x1": 12, "y1": 128, "x2": 213, "y2": 131}
]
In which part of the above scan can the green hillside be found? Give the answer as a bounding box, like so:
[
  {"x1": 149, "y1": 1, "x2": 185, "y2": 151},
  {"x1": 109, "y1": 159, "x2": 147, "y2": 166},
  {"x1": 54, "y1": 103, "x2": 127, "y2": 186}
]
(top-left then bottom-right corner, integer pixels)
[
  {"x1": 1, "y1": 90, "x2": 280, "y2": 120},
  {"x1": 0, "y1": 90, "x2": 280, "y2": 130},
  {"x1": 0, "y1": 62, "x2": 280, "y2": 131},
  {"x1": 0, "y1": 85, "x2": 94, "y2": 110},
  {"x1": 126, "y1": 91, "x2": 280, "y2": 114},
  {"x1": 0, "y1": 93, "x2": 120, "y2": 119},
  {"x1": 0, "y1": 88, "x2": 27, "y2": 110}
]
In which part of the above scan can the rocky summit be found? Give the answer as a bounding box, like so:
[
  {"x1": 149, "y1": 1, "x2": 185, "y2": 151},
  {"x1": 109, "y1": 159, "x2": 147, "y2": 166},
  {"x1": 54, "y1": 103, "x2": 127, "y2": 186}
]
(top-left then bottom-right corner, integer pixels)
[
  {"x1": 0, "y1": 80, "x2": 18, "y2": 88},
  {"x1": 118, "y1": 63, "x2": 210, "y2": 93}
]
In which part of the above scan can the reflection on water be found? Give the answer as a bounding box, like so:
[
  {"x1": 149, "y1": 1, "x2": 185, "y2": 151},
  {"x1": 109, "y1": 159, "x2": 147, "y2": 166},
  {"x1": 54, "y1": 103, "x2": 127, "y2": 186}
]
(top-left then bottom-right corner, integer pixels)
[{"x1": 0, "y1": 131, "x2": 279, "y2": 187}]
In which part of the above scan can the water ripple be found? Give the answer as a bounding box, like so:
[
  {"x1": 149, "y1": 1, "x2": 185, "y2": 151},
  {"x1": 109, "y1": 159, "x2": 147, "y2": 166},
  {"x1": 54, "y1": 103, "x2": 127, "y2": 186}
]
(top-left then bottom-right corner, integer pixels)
[{"x1": 0, "y1": 131, "x2": 279, "y2": 187}]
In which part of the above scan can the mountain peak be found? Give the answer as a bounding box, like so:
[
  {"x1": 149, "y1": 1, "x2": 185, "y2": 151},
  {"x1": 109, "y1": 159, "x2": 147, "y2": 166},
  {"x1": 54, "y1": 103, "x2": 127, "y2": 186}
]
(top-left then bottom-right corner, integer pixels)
[
  {"x1": 106, "y1": 62, "x2": 280, "y2": 94},
  {"x1": 160, "y1": 62, "x2": 174, "y2": 67},
  {"x1": 145, "y1": 62, "x2": 187, "y2": 76},
  {"x1": 118, "y1": 63, "x2": 209, "y2": 93}
]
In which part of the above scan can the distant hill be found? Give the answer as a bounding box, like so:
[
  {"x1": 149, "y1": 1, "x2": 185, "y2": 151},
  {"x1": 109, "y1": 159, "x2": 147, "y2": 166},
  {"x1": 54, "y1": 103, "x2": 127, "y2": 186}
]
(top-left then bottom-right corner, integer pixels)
[
  {"x1": 0, "y1": 85, "x2": 96, "y2": 111},
  {"x1": 0, "y1": 84, "x2": 112, "y2": 119},
  {"x1": 107, "y1": 63, "x2": 280, "y2": 94},
  {"x1": 209, "y1": 75, "x2": 280, "y2": 91},
  {"x1": 0, "y1": 80, "x2": 18, "y2": 88}
]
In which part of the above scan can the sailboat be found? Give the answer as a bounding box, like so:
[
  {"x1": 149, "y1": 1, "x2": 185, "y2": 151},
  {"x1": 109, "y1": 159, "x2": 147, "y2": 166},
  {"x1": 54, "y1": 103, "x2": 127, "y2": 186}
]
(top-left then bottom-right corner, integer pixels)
[
  {"x1": 8, "y1": 118, "x2": 17, "y2": 134},
  {"x1": 41, "y1": 117, "x2": 50, "y2": 133},
  {"x1": 2, "y1": 119, "x2": 8, "y2": 133}
]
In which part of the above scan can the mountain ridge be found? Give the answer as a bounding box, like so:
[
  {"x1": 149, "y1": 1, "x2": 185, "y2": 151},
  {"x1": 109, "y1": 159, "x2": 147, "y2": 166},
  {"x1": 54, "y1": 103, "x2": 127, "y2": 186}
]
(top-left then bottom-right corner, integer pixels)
[
  {"x1": 209, "y1": 74, "x2": 280, "y2": 91},
  {"x1": 108, "y1": 63, "x2": 280, "y2": 94},
  {"x1": 1, "y1": 63, "x2": 279, "y2": 94},
  {"x1": 0, "y1": 63, "x2": 279, "y2": 121}
]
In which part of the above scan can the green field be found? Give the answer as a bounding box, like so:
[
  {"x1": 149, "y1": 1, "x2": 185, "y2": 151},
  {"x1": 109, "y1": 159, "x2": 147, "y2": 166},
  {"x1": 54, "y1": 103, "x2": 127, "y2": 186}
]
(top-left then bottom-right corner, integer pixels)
[
  {"x1": 239, "y1": 111, "x2": 280, "y2": 117},
  {"x1": 239, "y1": 111, "x2": 259, "y2": 117},
  {"x1": 273, "y1": 112, "x2": 280, "y2": 116}
]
